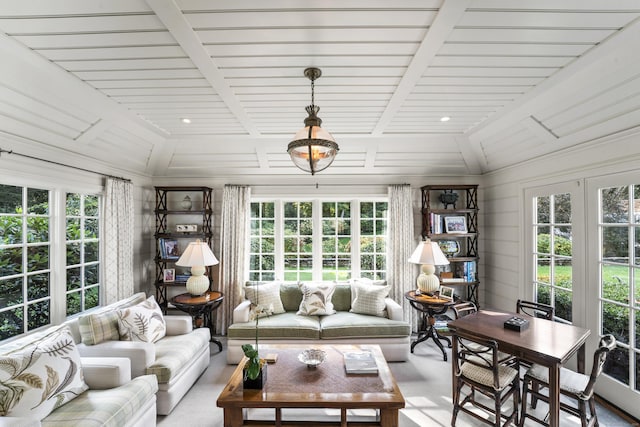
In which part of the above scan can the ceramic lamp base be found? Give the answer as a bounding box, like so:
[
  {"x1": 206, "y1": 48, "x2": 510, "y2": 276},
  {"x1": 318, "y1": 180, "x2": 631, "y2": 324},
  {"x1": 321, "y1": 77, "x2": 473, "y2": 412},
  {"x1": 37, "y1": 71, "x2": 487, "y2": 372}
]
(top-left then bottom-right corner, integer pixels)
[
  {"x1": 416, "y1": 264, "x2": 440, "y2": 293},
  {"x1": 186, "y1": 265, "x2": 209, "y2": 296}
]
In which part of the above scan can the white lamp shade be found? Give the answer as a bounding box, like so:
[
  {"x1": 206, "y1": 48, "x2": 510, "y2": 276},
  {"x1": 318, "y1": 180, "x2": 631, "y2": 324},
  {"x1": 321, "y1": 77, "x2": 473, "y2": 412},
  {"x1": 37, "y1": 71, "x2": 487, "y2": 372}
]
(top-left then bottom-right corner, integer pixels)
[
  {"x1": 408, "y1": 240, "x2": 450, "y2": 266},
  {"x1": 175, "y1": 240, "x2": 219, "y2": 267}
]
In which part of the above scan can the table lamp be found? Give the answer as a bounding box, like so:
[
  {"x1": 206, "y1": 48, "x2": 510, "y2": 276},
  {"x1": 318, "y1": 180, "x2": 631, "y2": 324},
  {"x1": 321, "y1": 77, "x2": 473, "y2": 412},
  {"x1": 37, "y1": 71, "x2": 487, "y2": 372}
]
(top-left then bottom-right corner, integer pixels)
[
  {"x1": 408, "y1": 239, "x2": 450, "y2": 294},
  {"x1": 176, "y1": 239, "x2": 219, "y2": 296}
]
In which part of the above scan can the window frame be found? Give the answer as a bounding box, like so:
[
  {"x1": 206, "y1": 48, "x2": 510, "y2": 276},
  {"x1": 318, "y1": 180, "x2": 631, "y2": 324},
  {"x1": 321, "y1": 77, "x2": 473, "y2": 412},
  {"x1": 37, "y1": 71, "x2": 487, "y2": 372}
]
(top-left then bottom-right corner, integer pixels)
[{"x1": 249, "y1": 197, "x2": 388, "y2": 282}]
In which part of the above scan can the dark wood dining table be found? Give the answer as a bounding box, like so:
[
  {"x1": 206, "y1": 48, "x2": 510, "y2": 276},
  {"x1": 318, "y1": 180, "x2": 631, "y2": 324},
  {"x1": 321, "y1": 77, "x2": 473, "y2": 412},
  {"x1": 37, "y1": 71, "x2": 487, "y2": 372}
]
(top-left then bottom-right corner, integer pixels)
[{"x1": 448, "y1": 309, "x2": 591, "y2": 427}]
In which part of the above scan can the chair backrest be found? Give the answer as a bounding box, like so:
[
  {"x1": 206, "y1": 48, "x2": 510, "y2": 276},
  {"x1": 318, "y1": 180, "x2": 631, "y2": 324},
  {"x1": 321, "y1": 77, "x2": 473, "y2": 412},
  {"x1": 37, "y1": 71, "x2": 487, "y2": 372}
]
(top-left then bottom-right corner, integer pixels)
[
  {"x1": 453, "y1": 330, "x2": 502, "y2": 388},
  {"x1": 516, "y1": 299, "x2": 554, "y2": 320},
  {"x1": 452, "y1": 301, "x2": 478, "y2": 319},
  {"x1": 580, "y1": 334, "x2": 616, "y2": 399}
]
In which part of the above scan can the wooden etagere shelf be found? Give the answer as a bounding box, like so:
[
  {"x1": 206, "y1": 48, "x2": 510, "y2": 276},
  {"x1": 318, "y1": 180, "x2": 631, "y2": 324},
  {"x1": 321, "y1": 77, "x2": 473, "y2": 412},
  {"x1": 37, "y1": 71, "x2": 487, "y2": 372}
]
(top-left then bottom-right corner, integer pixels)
[
  {"x1": 154, "y1": 186, "x2": 213, "y2": 312},
  {"x1": 421, "y1": 184, "x2": 480, "y2": 306}
]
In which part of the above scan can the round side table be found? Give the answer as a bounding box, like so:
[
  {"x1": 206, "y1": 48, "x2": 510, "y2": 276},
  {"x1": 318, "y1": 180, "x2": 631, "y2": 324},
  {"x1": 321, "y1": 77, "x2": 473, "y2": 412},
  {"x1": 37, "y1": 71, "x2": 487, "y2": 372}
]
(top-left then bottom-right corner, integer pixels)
[
  {"x1": 171, "y1": 291, "x2": 224, "y2": 352},
  {"x1": 405, "y1": 290, "x2": 456, "y2": 361}
]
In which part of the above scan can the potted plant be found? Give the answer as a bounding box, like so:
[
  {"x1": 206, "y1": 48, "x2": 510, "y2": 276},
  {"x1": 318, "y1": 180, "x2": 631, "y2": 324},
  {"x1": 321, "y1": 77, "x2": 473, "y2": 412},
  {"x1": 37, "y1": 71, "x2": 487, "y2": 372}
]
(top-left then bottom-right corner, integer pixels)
[{"x1": 241, "y1": 292, "x2": 270, "y2": 389}]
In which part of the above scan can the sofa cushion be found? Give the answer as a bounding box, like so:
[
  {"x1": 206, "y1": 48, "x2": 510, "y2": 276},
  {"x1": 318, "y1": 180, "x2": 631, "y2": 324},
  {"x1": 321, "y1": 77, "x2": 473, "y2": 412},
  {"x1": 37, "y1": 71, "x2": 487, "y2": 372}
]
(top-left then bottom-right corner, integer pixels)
[
  {"x1": 320, "y1": 312, "x2": 411, "y2": 339},
  {"x1": 117, "y1": 296, "x2": 166, "y2": 343},
  {"x1": 331, "y1": 284, "x2": 352, "y2": 312},
  {"x1": 280, "y1": 283, "x2": 303, "y2": 311},
  {"x1": 146, "y1": 328, "x2": 210, "y2": 384},
  {"x1": 227, "y1": 312, "x2": 320, "y2": 340},
  {"x1": 297, "y1": 282, "x2": 336, "y2": 316},
  {"x1": 40, "y1": 374, "x2": 158, "y2": 427},
  {"x1": 78, "y1": 293, "x2": 147, "y2": 346},
  {"x1": 0, "y1": 326, "x2": 88, "y2": 420},
  {"x1": 244, "y1": 281, "x2": 285, "y2": 317},
  {"x1": 350, "y1": 283, "x2": 390, "y2": 317}
]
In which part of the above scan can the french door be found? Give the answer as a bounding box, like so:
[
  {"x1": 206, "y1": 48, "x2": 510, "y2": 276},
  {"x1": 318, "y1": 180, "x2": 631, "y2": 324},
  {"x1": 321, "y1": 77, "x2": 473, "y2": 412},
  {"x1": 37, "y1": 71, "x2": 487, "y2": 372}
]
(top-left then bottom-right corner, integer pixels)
[{"x1": 587, "y1": 172, "x2": 640, "y2": 417}]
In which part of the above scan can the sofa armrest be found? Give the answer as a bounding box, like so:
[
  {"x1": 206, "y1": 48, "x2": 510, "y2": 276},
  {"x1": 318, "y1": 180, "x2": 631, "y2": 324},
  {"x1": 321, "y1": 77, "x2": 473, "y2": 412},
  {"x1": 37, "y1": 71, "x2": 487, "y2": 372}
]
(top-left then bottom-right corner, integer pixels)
[
  {"x1": 385, "y1": 298, "x2": 404, "y2": 321},
  {"x1": 77, "y1": 341, "x2": 154, "y2": 378},
  {"x1": 165, "y1": 315, "x2": 193, "y2": 335},
  {"x1": 0, "y1": 418, "x2": 41, "y2": 427},
  {"x1": 233, "y1": 300, "x2": 252, "y2": 324},
  {"x1": 80, "y1": 357, "x2": 131, "y2": 389}
]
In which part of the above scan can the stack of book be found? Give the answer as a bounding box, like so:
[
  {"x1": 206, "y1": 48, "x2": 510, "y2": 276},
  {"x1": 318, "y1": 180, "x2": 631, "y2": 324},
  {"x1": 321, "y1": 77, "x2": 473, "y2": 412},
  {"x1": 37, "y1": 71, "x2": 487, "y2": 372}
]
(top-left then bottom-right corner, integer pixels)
[{"x1": 343, "y1": 351, "x2": 378, "y2": 375}]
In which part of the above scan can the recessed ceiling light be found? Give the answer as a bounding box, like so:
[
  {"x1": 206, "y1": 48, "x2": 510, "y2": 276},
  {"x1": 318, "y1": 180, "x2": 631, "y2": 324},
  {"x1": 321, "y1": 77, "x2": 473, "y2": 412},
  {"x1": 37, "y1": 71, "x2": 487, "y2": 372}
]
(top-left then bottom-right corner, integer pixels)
[
  {"x1": 440, "y1": 116, "x2": 451, "y2": 122},
  {"x1": 181, "y1": 118, "x2": 191, "y2": 124}
]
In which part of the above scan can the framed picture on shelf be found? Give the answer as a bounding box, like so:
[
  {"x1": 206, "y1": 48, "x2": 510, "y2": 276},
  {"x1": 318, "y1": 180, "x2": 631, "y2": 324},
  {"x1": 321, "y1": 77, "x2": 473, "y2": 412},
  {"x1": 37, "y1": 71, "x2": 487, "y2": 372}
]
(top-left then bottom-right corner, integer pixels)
[
  {"x1": 160, "y1": 238, "x2": 180, "y2": 259},
  {"x1": 439, "y1": 286, "x2": 455, "y2": 301},
  {"x1": 163, "y1": 268, "x2": 175, "y2": 283},
  {"x1": 444, "y1": 216, "x2": 467, "y2": 234}
]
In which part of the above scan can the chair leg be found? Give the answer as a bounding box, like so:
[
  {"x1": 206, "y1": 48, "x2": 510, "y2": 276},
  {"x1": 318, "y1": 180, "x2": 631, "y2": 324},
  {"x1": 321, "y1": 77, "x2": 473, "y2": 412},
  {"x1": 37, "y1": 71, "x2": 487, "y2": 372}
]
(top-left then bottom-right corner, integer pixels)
[
  {"x1": 494, "y1": 390, "x2": 501, "y2": 427},
  {"x1": 518, "y1": 377, "x2": 529, "y2": 427},
  {"x1": 588, "y1": 397, "x2": 599, "y2": 427}
]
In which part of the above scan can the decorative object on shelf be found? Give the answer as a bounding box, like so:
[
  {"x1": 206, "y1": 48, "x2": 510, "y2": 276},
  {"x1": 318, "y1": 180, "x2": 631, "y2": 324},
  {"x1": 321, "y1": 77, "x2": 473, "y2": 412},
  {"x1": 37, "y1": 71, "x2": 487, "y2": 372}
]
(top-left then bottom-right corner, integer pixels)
[
  {"x1": 438, "y1": 240, "x2": 460, "y2": 257},
  {"x1": 408, "y1": 239, "x2": 450, "y2": 293},
  {"x1": 176, "y1": 224, "x2": 198, "y2": 232},
  {"x1": 439, "y1": 190, "x2": 459, "y2": 209},
  {"x1": 444, "y1": 216, "x2": 467, "y2": 234},
  {"x1": 159, "y1": 238, "x2": 179, "y2": 259},
  {"x1": 298, "y1": 348, "x2": 327, "y2": 369},
  {"x1": 163, "y1": 268, "x2": 175, "y2": 283},
  {"x1": 287, "y1": 67, "x2": 339, "y2": 175},
  {"x1": 180, "y1": 195, "x2": 192, "y2": 210},
  {"x1": 175, "y1": 239, "x2": 219, "y2": 296}
]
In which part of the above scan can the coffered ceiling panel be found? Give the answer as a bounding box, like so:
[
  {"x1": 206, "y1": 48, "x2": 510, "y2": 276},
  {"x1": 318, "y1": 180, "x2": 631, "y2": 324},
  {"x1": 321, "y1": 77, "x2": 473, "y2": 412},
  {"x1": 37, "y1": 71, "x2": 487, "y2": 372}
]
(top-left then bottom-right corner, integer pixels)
[{"x1": 0, "y1": 0, "x2": 639, "y2": 180}]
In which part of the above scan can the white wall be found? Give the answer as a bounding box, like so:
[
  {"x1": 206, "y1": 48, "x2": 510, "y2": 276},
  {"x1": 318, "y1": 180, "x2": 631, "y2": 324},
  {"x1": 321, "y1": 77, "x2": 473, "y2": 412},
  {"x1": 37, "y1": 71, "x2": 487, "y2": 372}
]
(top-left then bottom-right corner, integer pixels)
[{"x1": 481, "y1": 128, "x2": 640, "y2": 311}]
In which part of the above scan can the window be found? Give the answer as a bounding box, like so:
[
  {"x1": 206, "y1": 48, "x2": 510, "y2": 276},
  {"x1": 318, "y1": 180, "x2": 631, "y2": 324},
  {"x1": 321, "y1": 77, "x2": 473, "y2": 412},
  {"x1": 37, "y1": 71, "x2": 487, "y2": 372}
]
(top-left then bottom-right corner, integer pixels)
[
  {"x1": 65, "y1": 193, "x2": 100, "y2": 316},
  {"x1": 249, "y1": 199, "x2": 387, "y2": 282},
  {"x1": 532, "y1": 193, "x2": 573, "y2": 322},
  {"x1": 0, "y1": 184, "x2": 51, "y2": 339}
]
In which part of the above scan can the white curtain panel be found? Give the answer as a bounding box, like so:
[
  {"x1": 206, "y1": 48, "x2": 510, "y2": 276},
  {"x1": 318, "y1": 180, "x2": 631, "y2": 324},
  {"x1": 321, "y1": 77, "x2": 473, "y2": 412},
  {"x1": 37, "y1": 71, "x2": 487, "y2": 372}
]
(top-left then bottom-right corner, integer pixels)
[
  {"x1": 216, "y1": 185, "x2": 250, "y2": 334},
  {"x1": 103, "y1": 178, "x2": 134, "y2": 305},
  {"x1": 387, "y1": 184, "x2": 418, "y2": 331}
]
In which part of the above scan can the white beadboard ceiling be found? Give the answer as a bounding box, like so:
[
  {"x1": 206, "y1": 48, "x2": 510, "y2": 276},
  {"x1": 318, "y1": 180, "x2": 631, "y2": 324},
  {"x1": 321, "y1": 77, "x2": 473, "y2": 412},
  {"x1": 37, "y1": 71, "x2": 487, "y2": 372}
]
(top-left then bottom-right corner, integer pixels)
[{"x1": 0, "y1": 0, "x2": 639, "y2": 181}]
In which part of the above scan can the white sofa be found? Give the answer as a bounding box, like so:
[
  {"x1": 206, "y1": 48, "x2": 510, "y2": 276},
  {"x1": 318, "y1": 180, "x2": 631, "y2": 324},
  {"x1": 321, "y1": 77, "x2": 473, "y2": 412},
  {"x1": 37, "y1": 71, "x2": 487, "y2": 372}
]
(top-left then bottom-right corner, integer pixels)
[
  {"x1": 227, "y1": 282, "x2": 410, "y2": 363},
  {"x1": 63, "y1": 292, "x2": 210, "y2": 415},
  {"x1": 0, "y1": 325, "x2": 158, "y2": 427}
]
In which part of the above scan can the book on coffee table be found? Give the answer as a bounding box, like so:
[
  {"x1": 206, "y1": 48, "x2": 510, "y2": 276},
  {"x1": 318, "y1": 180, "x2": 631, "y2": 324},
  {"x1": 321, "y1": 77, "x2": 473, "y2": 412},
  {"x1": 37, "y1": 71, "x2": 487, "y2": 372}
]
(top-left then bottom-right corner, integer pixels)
[{"x1": 343, "y1": 351, "x2": 378, "y2": 374}]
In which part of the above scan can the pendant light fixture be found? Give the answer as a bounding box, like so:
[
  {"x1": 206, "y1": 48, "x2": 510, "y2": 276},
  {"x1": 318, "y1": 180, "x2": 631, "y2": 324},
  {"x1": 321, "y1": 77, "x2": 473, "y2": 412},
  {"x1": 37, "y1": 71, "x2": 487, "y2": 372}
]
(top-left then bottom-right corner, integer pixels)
[{"x1": 287, "y1": 67, "x2": 339, "y2": 175}]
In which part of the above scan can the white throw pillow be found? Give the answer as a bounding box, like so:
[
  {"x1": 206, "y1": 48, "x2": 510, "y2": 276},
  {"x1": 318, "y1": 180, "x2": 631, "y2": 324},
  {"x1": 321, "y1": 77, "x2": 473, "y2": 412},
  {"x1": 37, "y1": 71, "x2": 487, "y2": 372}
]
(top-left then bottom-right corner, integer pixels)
[
  {"x1": 117, "y1": 295, "x2": 166, "y2": 342},
  {"x1": 0, "y1": 326, "x2": 88, "y2": 419},
  {"x1": 244, "y1": 281, "x2": 285, "y2": 318},
  {"x1": 297, "y1": 282, "x2": 337, "y2": 316},
  {"x1": 350, "y1": 282, "x2": 390, "y2": 317}
]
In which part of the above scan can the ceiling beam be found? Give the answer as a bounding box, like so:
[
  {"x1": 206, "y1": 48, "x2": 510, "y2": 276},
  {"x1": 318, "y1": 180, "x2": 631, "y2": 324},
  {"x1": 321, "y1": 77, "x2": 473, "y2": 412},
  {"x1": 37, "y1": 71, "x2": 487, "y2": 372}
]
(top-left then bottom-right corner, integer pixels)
[
  {"x1": 146, "y1": 0, "x2": 259, "y2": 137},
  {"x1": 372, "y1": 0, "x2": 471, "y2": 135}
]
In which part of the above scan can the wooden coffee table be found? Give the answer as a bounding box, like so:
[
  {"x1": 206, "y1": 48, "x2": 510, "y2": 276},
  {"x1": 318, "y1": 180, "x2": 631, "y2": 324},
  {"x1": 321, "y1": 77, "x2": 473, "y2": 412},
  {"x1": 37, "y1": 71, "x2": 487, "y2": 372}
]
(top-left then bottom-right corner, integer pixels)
[{"x1": 216, "y1": 344, "x2": 405, "y2": 427}]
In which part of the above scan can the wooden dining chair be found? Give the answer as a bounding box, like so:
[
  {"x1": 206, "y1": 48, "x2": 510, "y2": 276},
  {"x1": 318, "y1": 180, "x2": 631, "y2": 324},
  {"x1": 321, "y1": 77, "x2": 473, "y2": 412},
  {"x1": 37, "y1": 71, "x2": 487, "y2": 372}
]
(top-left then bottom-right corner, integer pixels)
[
  {"x1": 516, "y1": 299, "x2": 554, "y2": 320},
  {"x1": 519, "y1": 334, "x2": 616, "y2": 427},
  {"x1": 451, "y1": 329, "x2": 520, "y2": 427}
]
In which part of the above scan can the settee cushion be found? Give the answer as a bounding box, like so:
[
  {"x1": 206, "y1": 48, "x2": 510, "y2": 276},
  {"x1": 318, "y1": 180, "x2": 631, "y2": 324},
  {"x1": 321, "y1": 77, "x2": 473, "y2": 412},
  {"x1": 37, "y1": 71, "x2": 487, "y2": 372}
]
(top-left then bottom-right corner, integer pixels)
[
  {"x1": 350, "y1": 283, "x2": 390, "y2": 317},
  {"x1": 39, "y1": 374, "x2": 158, "y2": 427},
  {"x1": 78, "y1": 293, "x2": 146, "y2": 345},
  {"x1": 0, "y1": 326, "x2": 88, "y2": 420},
  {"x1": 146, "y1": 328, "x2": 210, "y2": 383},
  {"x1": 117, "y1": 296, "x2": 166, "y2": 343},
  {"x1": 244, "y1": 281, "x2": 285, "y2": 316},
  {"x1": 297, "y1": 282, "x2": 336, "y2": 316},
  {"x1": 280, "y1": 283, "x2": 304, "y2": 311},
  {"x1": 320, "y1": 312, "x2": 411, "y2": 339},
  {"x1": 331, "y1": 284, "x2": 352, "y2": 311},
  {"x1": 227, "y1": 312, "x2": 320, "y2": 340}
]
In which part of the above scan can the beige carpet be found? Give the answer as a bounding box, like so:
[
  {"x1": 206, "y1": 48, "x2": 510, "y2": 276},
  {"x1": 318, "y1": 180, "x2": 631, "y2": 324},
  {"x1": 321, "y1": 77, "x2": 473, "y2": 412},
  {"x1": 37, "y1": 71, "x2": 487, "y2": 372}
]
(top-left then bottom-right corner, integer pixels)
[{"x1": 157, "y1": 338, "x2": 636, "y2": 426}]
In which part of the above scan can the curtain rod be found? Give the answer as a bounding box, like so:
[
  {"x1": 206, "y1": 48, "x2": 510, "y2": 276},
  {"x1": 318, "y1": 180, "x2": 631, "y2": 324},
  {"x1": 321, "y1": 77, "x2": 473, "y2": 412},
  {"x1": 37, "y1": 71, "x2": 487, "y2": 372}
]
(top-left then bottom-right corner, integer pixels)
[{"x1": 0, "y1": 148, "x2": 131, "y2": 183}]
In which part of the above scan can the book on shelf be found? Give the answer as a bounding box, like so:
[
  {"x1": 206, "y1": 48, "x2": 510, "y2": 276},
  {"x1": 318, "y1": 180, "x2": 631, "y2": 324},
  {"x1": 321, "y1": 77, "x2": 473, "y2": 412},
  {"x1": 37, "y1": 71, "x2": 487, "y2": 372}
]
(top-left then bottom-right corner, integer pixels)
[
  {"x1": 343, "y1": 351, "x2": 378, "y2": 374},
  {"x1": 441, "y1": 277, "x2": 465, "y2": 283}
]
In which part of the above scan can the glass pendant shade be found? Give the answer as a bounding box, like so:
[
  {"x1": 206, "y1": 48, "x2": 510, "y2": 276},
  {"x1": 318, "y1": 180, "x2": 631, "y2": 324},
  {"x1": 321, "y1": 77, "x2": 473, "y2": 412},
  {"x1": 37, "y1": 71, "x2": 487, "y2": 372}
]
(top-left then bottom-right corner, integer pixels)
[{"x1": 287, "y1": 68, "x2": 339, "y2": 175}]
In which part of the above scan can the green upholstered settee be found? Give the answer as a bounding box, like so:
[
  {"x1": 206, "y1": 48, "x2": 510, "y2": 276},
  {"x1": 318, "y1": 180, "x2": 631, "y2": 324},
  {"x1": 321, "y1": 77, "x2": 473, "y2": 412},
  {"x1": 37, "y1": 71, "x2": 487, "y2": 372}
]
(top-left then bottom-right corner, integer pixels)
[{"x1": 226, "y1": 281, "x2": 410, "y2": 363}]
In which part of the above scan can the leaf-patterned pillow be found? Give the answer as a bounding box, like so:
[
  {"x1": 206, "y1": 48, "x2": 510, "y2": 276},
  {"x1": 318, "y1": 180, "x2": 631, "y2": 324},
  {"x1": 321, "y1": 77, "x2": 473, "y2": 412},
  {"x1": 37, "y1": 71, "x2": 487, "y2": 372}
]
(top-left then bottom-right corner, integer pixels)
[
  {"x1": 0, "y1": 326, "x2": 88, "y2": 420},
  {"x1": 296, "y1": 282, "x2": 337, "y2": 316},
  {"x1": 117, "y1": 296, "x2": 166, "y2": 343}
]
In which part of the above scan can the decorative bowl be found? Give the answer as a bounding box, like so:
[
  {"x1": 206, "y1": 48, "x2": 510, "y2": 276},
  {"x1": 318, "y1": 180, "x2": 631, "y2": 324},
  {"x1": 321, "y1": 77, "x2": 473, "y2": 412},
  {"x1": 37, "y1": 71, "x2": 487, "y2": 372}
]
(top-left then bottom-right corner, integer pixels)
[{"x1": 298, "y1": 348, "x2": 327, "y2": 368}]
